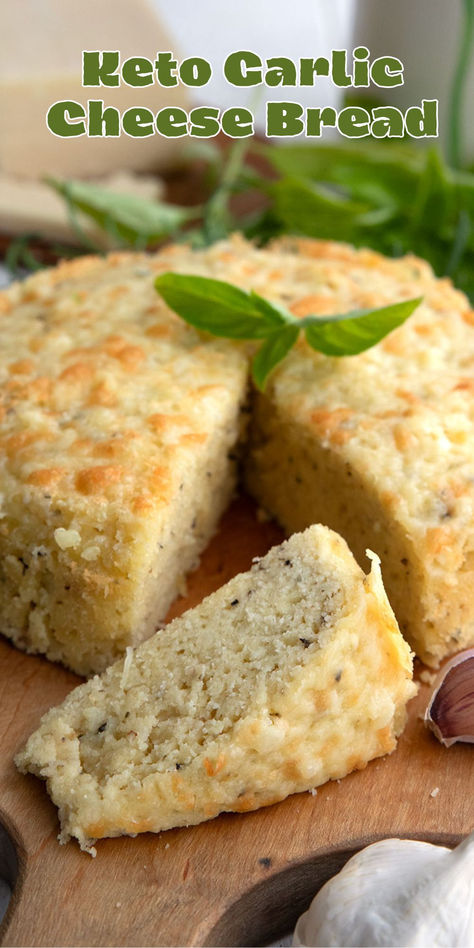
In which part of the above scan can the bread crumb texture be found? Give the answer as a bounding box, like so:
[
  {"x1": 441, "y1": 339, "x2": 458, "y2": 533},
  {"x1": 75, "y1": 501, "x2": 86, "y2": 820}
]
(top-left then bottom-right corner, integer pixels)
[
  {"x1": 15, "y1": 525, "x2": 416, "y2": 851},
  {"x1": 1, "y1": 235, "x2": 474, "y2": 670}
]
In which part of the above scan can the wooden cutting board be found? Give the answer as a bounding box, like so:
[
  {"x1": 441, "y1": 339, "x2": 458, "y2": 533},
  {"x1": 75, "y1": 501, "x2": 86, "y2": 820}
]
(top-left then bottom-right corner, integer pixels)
[{"x1": 0, "y1": 495, "x2": 473, "y2": 948}]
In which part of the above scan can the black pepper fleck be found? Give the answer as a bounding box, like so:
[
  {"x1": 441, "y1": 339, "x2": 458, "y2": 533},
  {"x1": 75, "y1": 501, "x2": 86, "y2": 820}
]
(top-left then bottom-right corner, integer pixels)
[
  {"x1": 300, "y1": 638, "x2": 311, "y2": 648},
  {"x1": 259, "y1": 857, "x2": 272, "y2": 869}
]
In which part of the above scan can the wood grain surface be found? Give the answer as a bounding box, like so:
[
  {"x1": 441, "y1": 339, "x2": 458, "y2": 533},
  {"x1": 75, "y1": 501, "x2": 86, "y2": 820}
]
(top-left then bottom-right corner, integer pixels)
[{"x1": 0, "y1": 495, "x2": 473, "y2": 948}]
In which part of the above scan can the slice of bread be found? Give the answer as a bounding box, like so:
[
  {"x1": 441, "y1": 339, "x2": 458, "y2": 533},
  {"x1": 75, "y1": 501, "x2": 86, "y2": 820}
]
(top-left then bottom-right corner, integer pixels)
[{"x1": 16, "y1": 525, "x2": 416, "y2": 853}]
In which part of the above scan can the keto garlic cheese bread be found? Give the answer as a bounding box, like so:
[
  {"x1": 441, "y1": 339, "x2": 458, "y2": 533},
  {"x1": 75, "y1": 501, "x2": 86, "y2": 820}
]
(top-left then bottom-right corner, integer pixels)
[
  {"x1": 0, "y1": 251, "x2": 248, "y2": 674},
  {"x1": 2, "y1": 235, "x2": 473, "y2": 671},
  {"x1": 16, "y1": 525, "x2": 416, "y2": 852}
]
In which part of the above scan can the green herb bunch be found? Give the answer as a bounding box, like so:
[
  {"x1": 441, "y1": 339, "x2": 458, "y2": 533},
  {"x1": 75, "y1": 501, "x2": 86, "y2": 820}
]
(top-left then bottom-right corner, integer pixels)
[{"x1": 6, "y1": 0, "x2": 474, "y2": 303}]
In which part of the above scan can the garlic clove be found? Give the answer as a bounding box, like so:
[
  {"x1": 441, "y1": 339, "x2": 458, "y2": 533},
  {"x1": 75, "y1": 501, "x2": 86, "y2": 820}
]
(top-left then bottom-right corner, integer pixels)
[
  {"x1": 425, "y1": 648, "x2": 474, "y2": 747},
  {"x1": 293, "y1": 832, "x2": 474, "y2": 948}
]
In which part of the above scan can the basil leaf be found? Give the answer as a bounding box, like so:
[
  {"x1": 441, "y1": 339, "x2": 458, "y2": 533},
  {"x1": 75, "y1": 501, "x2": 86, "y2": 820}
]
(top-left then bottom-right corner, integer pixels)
[
  {"x1": 264, "y1": 142, "x2": 422, "y2": 207},
  {"x1": 154, "y1": 273, "x2": 288, "y2": 339},
  {"x1": 303, "y1": 297, "x2": 422, "y2": 357},
  {"x1": 46, "y1": 178, "x2": 196, "y2": 247},
  {"x1": 272, "y1": 176, "x2": 370, "y2": 242},
  {"x1": 248, "y1": 290, "x2": 296, "y2": 327},
  {"x1": 251, "y1": 326, "x2": 300, "y2": 390},
  {"x1": 410, "y1": 149, "x2": 451, "y2": 235}
]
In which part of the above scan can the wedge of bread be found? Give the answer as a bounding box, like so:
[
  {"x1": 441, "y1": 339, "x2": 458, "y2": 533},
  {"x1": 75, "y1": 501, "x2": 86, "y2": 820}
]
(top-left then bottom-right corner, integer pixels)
[{"x1": 16, "y1": 525, "x2": 416, "y2": 853}]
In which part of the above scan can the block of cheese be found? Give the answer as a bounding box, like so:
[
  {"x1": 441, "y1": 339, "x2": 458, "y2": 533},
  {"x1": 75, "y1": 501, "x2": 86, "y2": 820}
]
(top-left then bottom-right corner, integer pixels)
[
  {"x1": 0, "y1": 0, "x2": 189, "y2": 179},
  {"x1": 15, "y1": 525, "x2": 416, "y2": 853},
  {"x1": 0, "y1": 250, "x2": 248, "y2": 675},
  {"x1": 0, "y1": 171, "x2": 164, "y2": 245}
]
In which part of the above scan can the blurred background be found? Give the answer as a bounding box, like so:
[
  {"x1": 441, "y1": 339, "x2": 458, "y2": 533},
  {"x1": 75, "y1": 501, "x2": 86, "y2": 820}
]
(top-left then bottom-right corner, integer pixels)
[{"x1": 1, "y1": 0, "x2": 473, "y2": 296}]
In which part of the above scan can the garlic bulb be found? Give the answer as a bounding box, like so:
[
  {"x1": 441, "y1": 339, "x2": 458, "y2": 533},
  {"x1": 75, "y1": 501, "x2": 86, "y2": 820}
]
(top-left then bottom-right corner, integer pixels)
[
  {"x1": 425, "y1": 649, "x2": 474, "y2": 747},
  {"x1": 293, "y1": 832, "x2": 474, "y2": 947}
]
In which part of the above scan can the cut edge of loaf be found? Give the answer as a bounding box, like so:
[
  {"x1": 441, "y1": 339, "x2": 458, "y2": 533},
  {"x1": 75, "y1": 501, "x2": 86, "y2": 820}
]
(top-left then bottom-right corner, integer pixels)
[
  {"x1": 1, "y1": 404, "x2": 246, "y2": 675},
  {"x1": 245, "y1": 391, "x2": 474, "y2": 667}
]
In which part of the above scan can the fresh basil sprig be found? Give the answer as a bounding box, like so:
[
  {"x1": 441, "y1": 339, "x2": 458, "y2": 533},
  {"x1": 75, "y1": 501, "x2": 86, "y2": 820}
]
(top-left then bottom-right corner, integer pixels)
[{"x1": 155, "y1": 272, "x2": 422, "y2": 389}]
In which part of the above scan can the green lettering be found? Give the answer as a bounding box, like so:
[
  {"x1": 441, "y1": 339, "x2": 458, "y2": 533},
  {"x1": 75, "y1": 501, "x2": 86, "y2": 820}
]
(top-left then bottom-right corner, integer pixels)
[
  {"x1": 338, "y1": 107, "x2": 370, "y2": 138},
  {"x1": 154, "y1": 52, "x2": 178, "y2": 87},
  {"x1": 221, "y1": 107, "x2": 254, "y2": 137},
  {"x1": 88, "y1": 100, "x2": 120, "y2": 137},
  {"x1": 265, "y1": 57, "x2": 297, "y2": 87},
  {"x1": 370, "y1": 56, "x2": 404, "y2": 88},
  {"x1": 300, "y1": 57, "x2": 329, "y2": 85},
  {"x1": 82, "y1": 51, "x2": 119, "y2": 87},
  {"x1": 179, "y1": 57, "x2": 212, "y2": 87},
  {"x1": 47, "y1": 101, "x2": 86, "y2": 137},
  {"x1": 331, "y1": 50, "x2": 351, "y2": 87},
  {"x1": 371, "y1": 106, "x2": 404, "y2": 138},
  {"x1": 353, "y1": 46, "x2": 370, "y2": 87},
  {"x1": 224, "y1": 50, "x2": 262, "y2": 86},
  {"x1": 156, "y1": 107, "x2": 188, "y2": 137},
  {"x1": 122, "y1": 107, "x2": 154, "y2": 136},
  {"x1": 122, "y1": 57, "x2": 153, "y2": 87},
  {"x1": 405, "y1": 99, "x2": 438, "y2": 138},
  {"x1": 266, "y1": 102, "x2": 304, "y2": 137},
  {"x1": 306, "y1": 106, "x2": 336, "y2": 136},
  {"x1": 189, "y1": 106, "x2": 220, "y2": 137}
]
